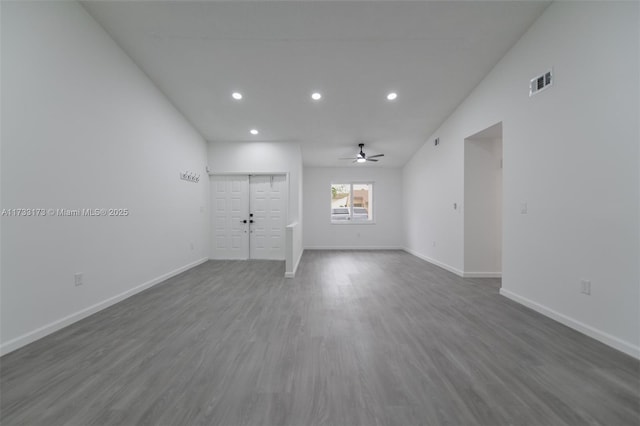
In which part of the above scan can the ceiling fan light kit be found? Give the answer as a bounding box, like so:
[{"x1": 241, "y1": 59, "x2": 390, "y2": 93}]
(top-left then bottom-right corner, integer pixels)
[{"x1": 340, "y1": 143, "x2": 384, "y2": 164}]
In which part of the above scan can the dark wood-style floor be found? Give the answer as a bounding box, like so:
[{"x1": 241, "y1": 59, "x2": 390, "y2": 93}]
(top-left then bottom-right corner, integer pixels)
[{"x1": 1, "y1": 250, "x2": 638, "y2": 425}]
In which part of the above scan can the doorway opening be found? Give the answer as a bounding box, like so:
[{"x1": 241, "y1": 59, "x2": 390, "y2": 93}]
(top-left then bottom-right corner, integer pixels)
[
  {"x1": 210, "y1": 174, "x2": 287, "y2": 260},
  {"x1": 464, "y1": 122, "x2": 503, "y2": 278}
]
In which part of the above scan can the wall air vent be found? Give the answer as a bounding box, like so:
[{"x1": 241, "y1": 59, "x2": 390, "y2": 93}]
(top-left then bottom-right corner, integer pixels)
[{"x1": 529, "y1": 69, "x2": 553, "y2": 96}]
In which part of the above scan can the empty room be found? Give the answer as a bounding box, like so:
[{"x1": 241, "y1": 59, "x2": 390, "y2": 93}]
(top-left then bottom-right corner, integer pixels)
[{"x1": 1, "y1": 1, "x2": 638, "y2": 425}]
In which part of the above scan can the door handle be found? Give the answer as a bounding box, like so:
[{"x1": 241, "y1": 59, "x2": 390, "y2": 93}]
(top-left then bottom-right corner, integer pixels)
[
  {"x1": 249, "y1": 219, "x2": 254, "y2": 224},
  {"x1": 242, "y1": 219, "x2": 248, "y2": 224}
]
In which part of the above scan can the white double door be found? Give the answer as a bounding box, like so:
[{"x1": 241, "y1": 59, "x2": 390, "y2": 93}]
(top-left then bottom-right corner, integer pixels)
[{"x1": 211, "y1": 175, "x2": 286, "y2": 260}]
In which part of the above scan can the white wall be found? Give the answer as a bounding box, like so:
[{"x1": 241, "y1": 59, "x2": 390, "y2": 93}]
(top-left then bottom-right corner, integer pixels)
[
  {"x1": 403, "y1": 2, "x2": 639, "y2": 357},
  {"x1": 207, "y1": 141, "x2": 304, "y2": 272},
  {"x1": 304, "y1": 167, "x2": 403, "y2": 249},
  {"x1": 1, "y1": 1, "x2": 209, "y2": 354},
  {"x1": 464, "y1": 137, "x2": 502, "y2": 276},
  {"x1": 403, "y1": 135, "x2": 464, "y2": 274}
]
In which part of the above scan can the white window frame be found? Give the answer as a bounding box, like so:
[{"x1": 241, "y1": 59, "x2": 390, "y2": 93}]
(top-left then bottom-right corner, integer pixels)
[{"x1": 330, "y1": 182, "x2": 375, "y2": 225}]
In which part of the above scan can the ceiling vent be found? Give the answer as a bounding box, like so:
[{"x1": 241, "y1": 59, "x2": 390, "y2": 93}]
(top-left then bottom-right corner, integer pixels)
[{"x1": 529, "y1": 69, "x2": 552, "y2": 96}]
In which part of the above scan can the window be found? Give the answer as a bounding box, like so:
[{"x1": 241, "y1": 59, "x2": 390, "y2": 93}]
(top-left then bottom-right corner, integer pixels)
[{"x1": 330, "y1": 183, "x2": 373, "y2": 223}]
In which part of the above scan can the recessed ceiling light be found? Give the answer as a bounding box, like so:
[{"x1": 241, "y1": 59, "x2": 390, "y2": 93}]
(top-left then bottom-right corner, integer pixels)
[
  {"x1": 232, "y1": 92, "x2": 243, "y2": 100},
  {"x1": 250, "y1": 129, "x2": 259, "y2": 135},
  {"x1": 386, "y1": 92, "x2": 398, "y2": 101},
  {"x1": 311, "y1": 92, "x2": 322, "y2": 101}
]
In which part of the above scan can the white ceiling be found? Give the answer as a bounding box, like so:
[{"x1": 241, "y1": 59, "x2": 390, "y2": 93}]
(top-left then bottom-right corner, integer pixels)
[{"x1": 83, "y1": 1, "x2": 549, "y2": 167}]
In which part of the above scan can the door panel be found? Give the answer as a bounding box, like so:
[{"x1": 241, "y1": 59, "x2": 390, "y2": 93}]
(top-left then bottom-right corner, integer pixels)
[
  {"x1": 210, "y1": 174, "x2": 286, "y2": 260},
  {"x1": 250, "y1": 175, "x2": 286, "y2": 260},
  {"x1": 210, "y1": 175, "x2": 249, "y2": 259}
]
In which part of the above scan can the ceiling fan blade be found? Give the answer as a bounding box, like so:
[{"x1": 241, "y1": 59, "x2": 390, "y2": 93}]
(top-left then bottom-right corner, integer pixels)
[{"x1": 338, "y1": 144, "x2": 383, "y2": 163}]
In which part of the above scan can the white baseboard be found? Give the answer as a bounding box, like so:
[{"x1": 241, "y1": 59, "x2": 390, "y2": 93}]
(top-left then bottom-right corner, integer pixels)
[
  {"x1": 0, "y1": 257, "x2": 209, "y2": 356},
  {"x1": 285, "y1": 249, "x2": 304, "y2": 278},
  {"x1": 402, "y1": 248, "x2": 502, "y2": 279},
  {"x1": 500, "y1": 288, "x2": 639, "y2": 360},
  {"x1": 402, "y1": 247, "x2": 464, "y2": 277},
  {"x1": 463, "y1": 272, "x2": 502, "y2": 278},
  {"x1": 304, "y1": 246, "x2": 403, "y2": 250}
]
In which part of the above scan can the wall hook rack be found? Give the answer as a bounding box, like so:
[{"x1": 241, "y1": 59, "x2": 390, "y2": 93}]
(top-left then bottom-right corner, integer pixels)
[{"x1": 180, "y1": 171, "x2": 200, "y2": 183}]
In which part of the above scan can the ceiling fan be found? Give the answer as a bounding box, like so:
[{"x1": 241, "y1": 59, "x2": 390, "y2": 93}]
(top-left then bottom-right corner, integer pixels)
[{"x1": 341, "y1": 143, "x2": 384, "y2": 163}]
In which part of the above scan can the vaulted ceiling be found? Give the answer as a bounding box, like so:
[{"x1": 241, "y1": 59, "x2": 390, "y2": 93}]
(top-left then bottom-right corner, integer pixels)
[{"x1": 83, "y1": 1, "x2": 549, "y2": 167}]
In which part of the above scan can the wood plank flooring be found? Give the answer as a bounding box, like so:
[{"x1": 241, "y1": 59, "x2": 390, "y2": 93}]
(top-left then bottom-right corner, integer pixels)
[{"x1": 1, "y1": 250, "x2": 639, "y2": 425}]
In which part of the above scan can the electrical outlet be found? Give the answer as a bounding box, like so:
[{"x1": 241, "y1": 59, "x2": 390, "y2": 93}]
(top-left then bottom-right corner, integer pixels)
[
  {"x1": 74, "y1": 273, "x2": 83, "y2": 287},
  {"x1": 432, "y1": 241, "x2": 437, "y2": 247},
  {"x1": 190, "y1": 242, "x2": 195, "y2": 251},
  {"x1": 520, "y1": 202, "x2": 528, "y2": 214},
  {"x1": 580, "y1": 280, "x2": 591, "y2": 295}
]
